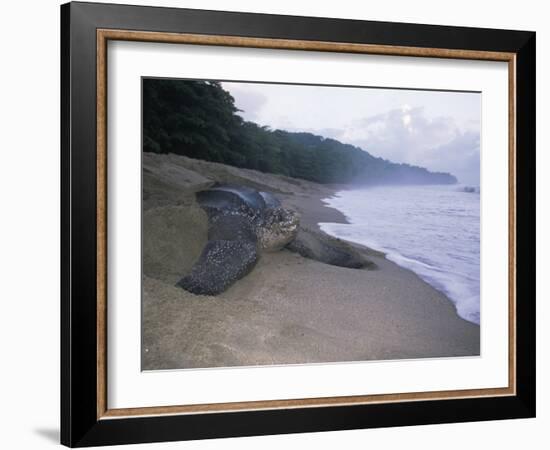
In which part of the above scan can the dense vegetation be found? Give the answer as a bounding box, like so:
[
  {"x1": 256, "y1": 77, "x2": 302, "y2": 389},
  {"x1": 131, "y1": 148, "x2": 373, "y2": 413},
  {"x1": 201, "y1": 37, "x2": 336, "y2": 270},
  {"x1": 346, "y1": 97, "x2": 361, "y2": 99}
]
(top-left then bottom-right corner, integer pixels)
[{"x1": 143, "y1": 79, "x2": 457, "y2": 185}]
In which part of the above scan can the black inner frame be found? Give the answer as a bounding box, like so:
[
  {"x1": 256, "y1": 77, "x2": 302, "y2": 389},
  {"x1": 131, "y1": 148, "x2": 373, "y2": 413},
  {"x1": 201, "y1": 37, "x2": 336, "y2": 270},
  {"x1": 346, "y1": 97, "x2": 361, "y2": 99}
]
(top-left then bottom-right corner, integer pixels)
[{"x1": 61, "y1": 2, "x2": 536, "y2": 447}]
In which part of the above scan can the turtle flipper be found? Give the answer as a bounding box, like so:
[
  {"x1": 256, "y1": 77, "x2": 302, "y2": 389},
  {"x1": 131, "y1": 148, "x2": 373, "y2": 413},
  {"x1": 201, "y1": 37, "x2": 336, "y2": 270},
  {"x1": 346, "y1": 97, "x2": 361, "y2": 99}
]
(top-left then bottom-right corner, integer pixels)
[{"x1": 176, "y1": 240, "x2": 258, "y2": 295}]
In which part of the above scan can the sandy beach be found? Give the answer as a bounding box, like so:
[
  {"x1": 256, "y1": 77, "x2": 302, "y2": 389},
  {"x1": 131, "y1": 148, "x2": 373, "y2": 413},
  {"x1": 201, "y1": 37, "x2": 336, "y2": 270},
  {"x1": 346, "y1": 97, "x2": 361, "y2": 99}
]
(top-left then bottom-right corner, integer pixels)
[{"x1": 142, "y1": 152, "x2": 480, "y2": 370}]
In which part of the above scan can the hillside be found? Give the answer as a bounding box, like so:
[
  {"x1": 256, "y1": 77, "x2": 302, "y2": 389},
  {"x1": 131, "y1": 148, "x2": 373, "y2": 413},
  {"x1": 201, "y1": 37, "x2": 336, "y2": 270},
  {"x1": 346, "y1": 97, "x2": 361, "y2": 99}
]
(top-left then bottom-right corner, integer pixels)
[{"x1": 143, "y1": 78, "x2": 457, "y2": 186}]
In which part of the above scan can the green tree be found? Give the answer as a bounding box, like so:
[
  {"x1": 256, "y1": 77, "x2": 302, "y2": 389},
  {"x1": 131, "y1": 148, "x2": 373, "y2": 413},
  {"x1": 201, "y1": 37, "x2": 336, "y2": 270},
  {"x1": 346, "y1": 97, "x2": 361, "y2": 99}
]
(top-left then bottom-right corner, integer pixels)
[{"x1": 143, "y1": 78, "x2": 457, "y2": 186}]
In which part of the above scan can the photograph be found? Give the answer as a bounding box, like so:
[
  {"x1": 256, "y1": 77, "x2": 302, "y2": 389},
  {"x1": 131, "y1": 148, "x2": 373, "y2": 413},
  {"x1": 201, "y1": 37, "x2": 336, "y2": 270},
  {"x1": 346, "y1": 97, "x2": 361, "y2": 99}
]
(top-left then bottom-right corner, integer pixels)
[{"x1": 141, "y1": 78, "x2": 481, "y2": 370}]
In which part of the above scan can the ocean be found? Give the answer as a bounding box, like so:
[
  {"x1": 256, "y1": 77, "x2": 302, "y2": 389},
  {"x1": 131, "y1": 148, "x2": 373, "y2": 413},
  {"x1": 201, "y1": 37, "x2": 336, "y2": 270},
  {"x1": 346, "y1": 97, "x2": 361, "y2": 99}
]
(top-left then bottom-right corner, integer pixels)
[{"x1": 319, "y1": 185, "x2": 480, "y2": 325}]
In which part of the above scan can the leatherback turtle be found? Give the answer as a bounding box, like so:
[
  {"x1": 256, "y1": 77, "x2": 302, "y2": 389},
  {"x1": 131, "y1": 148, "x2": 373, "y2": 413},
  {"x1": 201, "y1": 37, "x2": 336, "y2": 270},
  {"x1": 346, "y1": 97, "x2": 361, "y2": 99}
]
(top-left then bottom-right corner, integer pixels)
[
  {"x1": 176, "y1": 185, "x2": 299, "y2": 295},
  {"x1": 176, "y1": 184, "x2": 373, "y2": 296}
]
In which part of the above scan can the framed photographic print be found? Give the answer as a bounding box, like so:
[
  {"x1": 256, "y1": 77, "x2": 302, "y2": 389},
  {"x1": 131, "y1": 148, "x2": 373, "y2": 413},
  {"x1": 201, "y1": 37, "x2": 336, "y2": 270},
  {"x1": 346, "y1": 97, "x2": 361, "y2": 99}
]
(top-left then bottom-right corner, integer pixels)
[{"x1": 60, "y1": 1, "x2": 536, "y2": 447}]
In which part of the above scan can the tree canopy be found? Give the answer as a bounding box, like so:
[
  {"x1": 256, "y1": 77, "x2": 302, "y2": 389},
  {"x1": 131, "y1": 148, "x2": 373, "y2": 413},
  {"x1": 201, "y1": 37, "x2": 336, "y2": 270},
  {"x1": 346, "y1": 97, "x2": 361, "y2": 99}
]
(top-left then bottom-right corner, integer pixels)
[{"x1": 143, "y1": 79, "x2": 457, "y2": 186}]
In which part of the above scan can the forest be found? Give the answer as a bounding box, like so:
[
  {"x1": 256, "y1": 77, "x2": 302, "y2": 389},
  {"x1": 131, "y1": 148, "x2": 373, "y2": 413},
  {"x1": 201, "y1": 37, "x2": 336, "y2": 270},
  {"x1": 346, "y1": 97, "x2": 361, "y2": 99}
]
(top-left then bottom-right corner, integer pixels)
[{"x1": 142, "y1": 79, "x2": 457, "y2": 185}]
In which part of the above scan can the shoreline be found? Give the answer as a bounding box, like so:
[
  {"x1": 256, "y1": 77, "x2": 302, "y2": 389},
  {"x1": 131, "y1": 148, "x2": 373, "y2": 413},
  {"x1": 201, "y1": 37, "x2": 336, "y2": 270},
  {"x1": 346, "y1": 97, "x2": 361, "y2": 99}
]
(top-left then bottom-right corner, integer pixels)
[
  {"x1": 279, "y1": 187, "x2": 387, "y2": 258},
  {"x1": 312, "y1": 185, "x2": 480, "y2": 326},
  {"x1": 142, "y1": 153, "x2": 480, "y2": 370},
  {"x1": 283, "y1": 187, "x2": 469, "y2": 315}
]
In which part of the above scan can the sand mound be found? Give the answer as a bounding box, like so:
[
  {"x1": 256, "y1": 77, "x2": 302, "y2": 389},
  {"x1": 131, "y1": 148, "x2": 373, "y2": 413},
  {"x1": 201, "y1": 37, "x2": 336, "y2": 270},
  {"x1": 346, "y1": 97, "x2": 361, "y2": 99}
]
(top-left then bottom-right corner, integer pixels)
[{"x1": 143, "y1": 202, "x2": 208, "y2": 284}]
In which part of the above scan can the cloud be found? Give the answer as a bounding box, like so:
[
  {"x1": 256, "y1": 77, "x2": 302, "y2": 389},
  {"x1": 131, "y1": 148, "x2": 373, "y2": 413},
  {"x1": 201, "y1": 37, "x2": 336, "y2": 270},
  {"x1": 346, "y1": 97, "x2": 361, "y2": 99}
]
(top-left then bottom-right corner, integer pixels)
[
  {"x1": 226, "y1": 86, "x2": 268, "y2": 121},
  {"x1": 427, "y1": 130, "x2": 480, "y2": 185},
  {"x1": 222, "y1": 82, "x2": 480, "y2": 184},
  {"x1": 327, "y1": 106, "x2": 480, "y2": 184}
]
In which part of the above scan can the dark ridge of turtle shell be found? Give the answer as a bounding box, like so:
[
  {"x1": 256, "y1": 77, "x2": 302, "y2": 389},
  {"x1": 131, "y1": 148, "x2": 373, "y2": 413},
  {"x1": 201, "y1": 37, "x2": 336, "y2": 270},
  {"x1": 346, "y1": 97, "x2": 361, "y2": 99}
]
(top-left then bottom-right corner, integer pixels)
[
  {"x1": 196, "y1": 184, "x2": 267, "y2": 217},
  {"x1": 258, "y1": 191, "x2": 281, "y2": 209}
]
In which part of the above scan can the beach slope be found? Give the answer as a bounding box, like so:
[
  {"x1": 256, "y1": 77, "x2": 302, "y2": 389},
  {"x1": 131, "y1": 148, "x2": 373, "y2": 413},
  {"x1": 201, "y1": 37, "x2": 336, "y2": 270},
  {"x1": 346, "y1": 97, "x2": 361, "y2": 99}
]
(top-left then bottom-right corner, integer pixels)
[{"x1": 142, "y1": 153, "x2": 480, "y2": 369}]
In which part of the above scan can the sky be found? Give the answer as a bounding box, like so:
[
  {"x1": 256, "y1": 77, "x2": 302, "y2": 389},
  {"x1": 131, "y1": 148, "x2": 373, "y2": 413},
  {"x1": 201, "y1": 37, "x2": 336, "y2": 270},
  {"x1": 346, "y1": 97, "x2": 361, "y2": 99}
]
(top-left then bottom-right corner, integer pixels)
[{"x1": 222, "y1": 81, "x2": 481, "y2": 185}]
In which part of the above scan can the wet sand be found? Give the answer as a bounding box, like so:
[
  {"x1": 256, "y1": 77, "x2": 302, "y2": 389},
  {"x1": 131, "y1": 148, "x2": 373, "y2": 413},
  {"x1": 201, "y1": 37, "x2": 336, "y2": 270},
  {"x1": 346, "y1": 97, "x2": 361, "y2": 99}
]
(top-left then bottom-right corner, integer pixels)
[{"x1": 142, "y1": 153, "x2": 480, "y2": 370}]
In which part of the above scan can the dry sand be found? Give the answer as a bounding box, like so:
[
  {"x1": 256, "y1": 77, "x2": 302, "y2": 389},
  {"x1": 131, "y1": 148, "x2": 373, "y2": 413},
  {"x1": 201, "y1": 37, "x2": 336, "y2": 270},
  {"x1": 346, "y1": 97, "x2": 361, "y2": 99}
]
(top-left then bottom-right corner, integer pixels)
[{"x1": 142, "y1": 153, "x2": 480, "y2": 370}]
